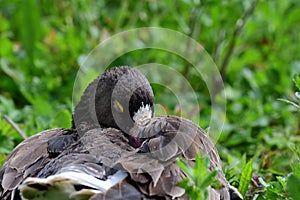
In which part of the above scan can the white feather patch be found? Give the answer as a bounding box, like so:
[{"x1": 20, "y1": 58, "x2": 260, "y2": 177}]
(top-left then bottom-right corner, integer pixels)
[
  {"x1": 133, "y1": 103, "x2": 152, "y2": 123},
  {"x1": 19, "y1": 170, "x2": 128, "y2": 200}
]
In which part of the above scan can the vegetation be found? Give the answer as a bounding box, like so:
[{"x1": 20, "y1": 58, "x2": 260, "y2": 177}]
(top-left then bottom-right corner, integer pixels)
[
  {"x1": 1, "y1": 0, "x2": 300, "y2": 199},
  {"x1": 177, "y1": 152, "x2": 221, "y2": 200}
]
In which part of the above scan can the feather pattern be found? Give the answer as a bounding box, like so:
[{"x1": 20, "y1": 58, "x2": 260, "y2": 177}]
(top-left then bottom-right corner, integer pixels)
[
  {"x1": 0, "y1": 128, "x2": 72, "y2": 200},
  {"x1": 18, "y1": 128, "x2": 139, "y2": 200},
  {"x1": 121, "y1": 116, "x2": 232, "y2": 199}
]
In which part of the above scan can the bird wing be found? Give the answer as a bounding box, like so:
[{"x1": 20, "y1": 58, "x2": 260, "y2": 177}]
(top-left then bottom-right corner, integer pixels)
[
  {"x1": 132, "y1": 116, "x2": 223, "y2": 168},
  {"x1": 37, "y1": 128, "x2": 134, "y2": 178},
  {"x1": 19, "y1": 128, "x2": 145, "y2": 200},
  {"x1": 0, "y1": 128, "x2": 71, "y2": 200},
  {"x1": 118, "y1": 116, "x2": 230, "y2": 199}
]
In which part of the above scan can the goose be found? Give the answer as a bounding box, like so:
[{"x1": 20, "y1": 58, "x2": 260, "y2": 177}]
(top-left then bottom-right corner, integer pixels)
[
  {"x1": 18, "y1": 112, "x2": 243, "y2": 200},
  {"x1": 2, "y1": 66, "x2": 242, "y2": 200},
  {"x1": 0, "y1": 66, "x2": 154, "y2": 200}
]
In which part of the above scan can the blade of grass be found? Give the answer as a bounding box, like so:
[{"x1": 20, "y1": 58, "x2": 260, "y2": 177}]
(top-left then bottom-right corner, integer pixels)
[
  {"x1": 238, "y1": 159, "x2": 253, "y2": 197},
  {"x1": 177, "y1": 157, "x2": 193, "y2": 179},
  {"x1": 278, "y1": 98, "x2": 300, "y2": 110}
]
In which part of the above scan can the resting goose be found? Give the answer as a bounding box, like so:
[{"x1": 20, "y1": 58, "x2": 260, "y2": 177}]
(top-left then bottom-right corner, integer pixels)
[
  {"x1": 0, "y1": 66, "x2": 154, "y2": 200},
  {"x1": 2, "y1": 66, "x2": 242, "y2": 200},
  {"x1": 19, "y1": 72, "x2": 242, "y2": 199},
  {"x1": 20, "y1": 113, "x2": 243, "y2": 199}
]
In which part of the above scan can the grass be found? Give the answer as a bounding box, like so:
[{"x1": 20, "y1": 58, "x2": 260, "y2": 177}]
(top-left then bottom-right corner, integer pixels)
[{"x1": 1, "y1": 0, "x2": 300, "y2": 199}]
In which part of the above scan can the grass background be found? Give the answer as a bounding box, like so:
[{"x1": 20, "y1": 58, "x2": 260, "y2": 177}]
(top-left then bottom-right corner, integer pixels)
[{"x1": 0, "y1": 0, "x2": 300, "y2": 199}]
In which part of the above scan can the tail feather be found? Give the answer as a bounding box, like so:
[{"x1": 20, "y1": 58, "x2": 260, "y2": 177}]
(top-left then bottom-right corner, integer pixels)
[{"x1": 19, "y1": 170, "x2": 128, "y2": 200}]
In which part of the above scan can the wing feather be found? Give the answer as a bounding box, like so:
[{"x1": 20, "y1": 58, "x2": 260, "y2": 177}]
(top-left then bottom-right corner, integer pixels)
[
  {"x1": 0, "y1": 128, "x2": 71, "y2": 199},
  {"x1": 123, "y1": 116, "x2": 230, "y2": 199}
]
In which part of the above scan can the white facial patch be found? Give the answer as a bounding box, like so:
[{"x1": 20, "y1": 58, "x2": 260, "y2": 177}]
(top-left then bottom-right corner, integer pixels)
[{"x1": 133, "y1": 103, "x2": 152, "y2": 123}]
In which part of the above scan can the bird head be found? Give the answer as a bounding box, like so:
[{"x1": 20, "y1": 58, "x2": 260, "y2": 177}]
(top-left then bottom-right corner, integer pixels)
[{"x1": 73, "y1": 66, "x2": 154, "y2": 141}]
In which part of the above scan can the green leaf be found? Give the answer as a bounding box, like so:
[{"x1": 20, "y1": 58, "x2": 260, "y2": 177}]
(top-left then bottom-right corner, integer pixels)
[
  {"x1": 194, "y1": 154, "x2": 208, "y2": 186},
  {"x1": 0, "y1": 154, "x2": 8, "y2": 168},
  {"x1": 238, "y1": 159, "x2": 253, "y2": 197},
  {"x1": 291, "y1": 158, "x2": 300, "y2": 179},
  {"x1": 293, "y1": 73, "x2": 300, "y2": 91},
  {"x1": 176, "y1": 177, "x2": 190, "y2": 188},
  {"x1": 177, "y1": 157, "x2": 194, "y2": 179},
  {"x1": 31, "y1": 97, "x2": 53, "y2": 116},
  {"x1": 51, "y1": 109, "x2": 72, "y2": 128},
  {"x1": 287, "y1": 174, "x2": 300, "y2": 200},
  {"x1": 177, "y1": 151, "x2": 220, "y2": 200},
  {"x1": 276, "y1": 176, "x2": 286, "y2": 190},
  {"x1": 289, "y1": 143, "x2": 300, "y2": 155},
  {"x1": 269, "y1": 182, "x2": 283, "y2": 195},
  {"x1": 199, "y1": 169, "x2": 218, "y2": 189},
  {"x1": 18, "y1": 0, "x2": 41, "y2": 64}
]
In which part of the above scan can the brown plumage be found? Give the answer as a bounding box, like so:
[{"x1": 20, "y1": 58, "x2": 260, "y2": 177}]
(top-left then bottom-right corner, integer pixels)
[
  {"x1": 90, "y1": 116, "x2": 242, "y2": 199},
  {"x1": 0, "y1": 128, "x2": 75, "y2": 199},
  {"x1": 0, "y1": 66, "x2": 155, "y2": 200},
  {"x1": 18, "y1": 128, "x2": 146, "y2": 200},
  {"x1": 1, "y1": 66, "x2": 242, "y2": 200},
  {"x1": 115, "y1": 116, "x2": 233, "y2": 199}
]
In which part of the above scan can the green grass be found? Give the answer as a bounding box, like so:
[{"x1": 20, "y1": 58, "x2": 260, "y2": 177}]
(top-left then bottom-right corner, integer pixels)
[{"x1": 1, "y1": 0, "x2": 300, "y2": 199}]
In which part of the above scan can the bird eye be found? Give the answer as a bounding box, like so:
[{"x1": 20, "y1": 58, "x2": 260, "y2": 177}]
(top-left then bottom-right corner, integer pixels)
[{"x1": 113, "y1": 99, "x2": 124, "y2": 112}]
